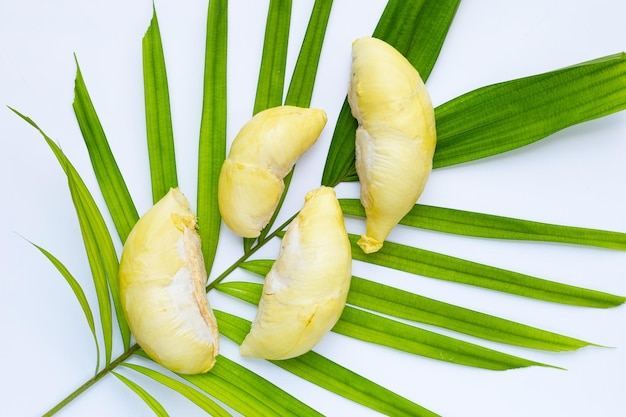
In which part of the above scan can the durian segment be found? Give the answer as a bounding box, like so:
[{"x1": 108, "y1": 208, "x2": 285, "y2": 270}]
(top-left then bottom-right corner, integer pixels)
[
  {"x1": 119, "y1": 188, "x2": 219, "y2": 374},
  {"x1": 240, "y1": 186, "x2": 352, "y2": 360},
  {"x1": 218, "y1": 105, "x2": 327, "y2": 238},
  {"x1": 348, "y1": 36, "x2": 436, "y2": 254}
]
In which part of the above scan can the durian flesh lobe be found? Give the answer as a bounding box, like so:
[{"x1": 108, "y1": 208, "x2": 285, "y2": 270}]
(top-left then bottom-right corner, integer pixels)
[
  {"x1": 119, "y1": 188, "x2": 219, "y2": 374},
  {"x1": 348, "y1": 36, "x2": 437, "y2": 254},
  {"x1": 218, "y1": 105, "x2": 327, "y2": 238},
  {"x1": 240, "y1": 186, "x2": 352, "y2": 360}
]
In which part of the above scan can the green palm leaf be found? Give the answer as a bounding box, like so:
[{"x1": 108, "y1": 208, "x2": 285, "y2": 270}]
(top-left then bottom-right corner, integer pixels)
[
  {"x1": 197, "y1": 0, "x2": 228, "y2": 275},
  {"x1": 284, "y1": 0, "x2": 333, "y2": 107},
  {"x1": 434, "y1": 53, "x2": 626, "y2": 168},
  {"x1": 253, "y1": 0, "x2": 292, "y2": 114},
  {"x1": 346, "y1": 276, "x2": 593, "y2": 352},
  {"x1": 112, "y1": 371, "x2": 170, "y2": 417},
  {"x1": 340, "y1": 199, "x2": 626, "y2": 249},
  {"x1": 143, "y1": 6, "x2": 178, "y2": 202},
  {"x1": 73, "y1": 59, "x2": 139, "y2": 243},
  {"x1": 349, "y1": 234, "x2": 626, "y2": 308},
  {"x1": 27, "y1": 242, "x2": 101, "y2": 373}
]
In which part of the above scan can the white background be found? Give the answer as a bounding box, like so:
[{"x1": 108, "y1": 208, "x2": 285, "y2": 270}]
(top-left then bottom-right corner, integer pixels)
[{"x1": 1, "y1": 0, "x2": 626, "y2": 416}]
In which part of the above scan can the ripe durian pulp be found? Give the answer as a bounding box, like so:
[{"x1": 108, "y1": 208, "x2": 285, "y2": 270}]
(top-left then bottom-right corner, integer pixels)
[
  {"x1": 119, "y1": 188, "x2": 219, "y2": 374},
  {"x1": 240, "y1": 186, "x2": 352, "y2": 360},
  {"x1": 348, "y1": 36, "x2": 437, "y2": 254},
  {"x1": 218, "y1": 105, "x2": 327, "y2": 238}
]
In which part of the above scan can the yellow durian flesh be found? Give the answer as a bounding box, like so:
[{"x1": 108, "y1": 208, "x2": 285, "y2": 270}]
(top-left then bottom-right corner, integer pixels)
[
  {"x1": 119, "y1": 188, "x2": 219, "y2": 374},
  {"x1": 240, "y1": 186, "x2": 352, "y2": 360},
  {"x1": 218, "y1": 105, "x2": 327, "y2": 238},
  {"x1": 348, "y1": 36, "x2": 436, "y2": 254}
]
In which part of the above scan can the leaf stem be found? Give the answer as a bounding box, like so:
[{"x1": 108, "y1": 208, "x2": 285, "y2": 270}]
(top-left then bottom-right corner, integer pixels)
[{"x1": 43, "y1": 344, "x2": 141, "y2": 416}]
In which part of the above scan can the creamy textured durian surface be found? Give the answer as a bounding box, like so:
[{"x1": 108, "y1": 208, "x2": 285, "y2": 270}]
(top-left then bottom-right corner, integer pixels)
[
  {"x1": 218, "y1": 105, "x2": 327, "y2": 238},
  {"x1": 240, "y1": 186, "x2": 352, "y2": 360},
  {"x1": 119, "y1": 188, "x2": 219, "y2": 374},
  {"x1": 348, "y1": 36, "x2": 437, "y2": 254}
]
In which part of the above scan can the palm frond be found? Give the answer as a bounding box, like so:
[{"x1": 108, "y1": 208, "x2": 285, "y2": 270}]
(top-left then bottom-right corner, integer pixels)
[{"x1": 6, "y1": 1, "x2": 626, "y2": 416}]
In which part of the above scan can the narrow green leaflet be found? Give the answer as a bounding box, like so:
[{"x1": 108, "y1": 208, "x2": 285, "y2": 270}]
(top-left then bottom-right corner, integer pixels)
[
  {"x1": 335, "y1": 306, "x2": 553, "y2": 370},
  {"x1": 402, "y1": 0, "x2": 461, "y2": 81},
  {"x1": 197, "y1": 0, "x2": 228, "y2": 274},
  {"x1": 340, "y1": 199, "x2": 626, "y2": 250},
  {"x1": 182, "y1": 354, "x2": 322, "y2": 417},
  {"x1": 65, "y1": 164, "x2": 131, "y2": 353},
  {"x1": 434, "y1": 53, "x2": 626, "y2": 168},
  {"x1": 73, "y1": 59, "x2": 139, "y2": 243},
  {"x1": 112, "y1": 371, "x2": 169, "y2": 417},
  {"x1": 121, "y1": 362, "x2": 231, "y2": 417},
  {"x1": 215, "y1": 310, "x2": 439, "y2": 417},
  {"x1": 321, "y1": 0, "x2": 460, "y2": 186},
  {"x1": 372, "y1": 0, "x2": 426, "y2": 53},
  {"x1": 348, "y1": 276, "x2": 592, "y2": 352},
  {"x1": 143, "y1": 6, "x2": 178, "y2": 202},
  {"x1": 349, "y1": 234, "x2": 626, "y2": 308},
  {"x1": 253, "y1": 0, "x2": 292, "y2": 114},
  {"x1": 238, "y1": 259, "x2": 592, "y2": 351},
  {"x1": 11, "y1": 109, "x2": 132, "y2": 360},
  {"x1": 218, "y1": 281, "x2": 553, "y2": 370},
  {"x1": 28, "y1": 242, "x2": 101, "y2": 372},
  {"x1": 284, "y1": 0, "x2": 333, "y2": 107}
]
